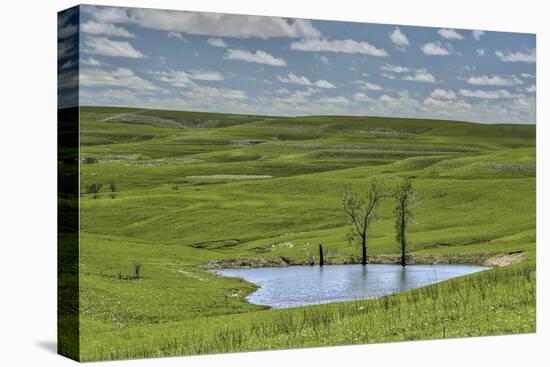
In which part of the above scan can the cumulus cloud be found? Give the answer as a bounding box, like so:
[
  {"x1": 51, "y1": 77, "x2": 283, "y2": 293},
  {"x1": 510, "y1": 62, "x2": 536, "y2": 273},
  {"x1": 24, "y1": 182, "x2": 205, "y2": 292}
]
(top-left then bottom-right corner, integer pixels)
[
  {"x1": 84, "y1": 37, "x2": 145, "y2": 58},
  {"x1": 438, "y1": 29, "x2": 464, "y2": 40},
  {"x1": 183, "y1": 85, "x2": 248, "y2": 100},
  {"x1": 459, "y1": 89, "x2": 522, "y2": 99},
  {"x1": 352, "y1": 80, "x2": 383, "y2": 91},
  {"x1": 421, "y1": 42, "x2": 450, "y2": 56},
  {"x1": 85, "y1": 6, "x2": 321, "y2": 39},
  {"x1": 495, "y1": 49, "x2": 536, "y2": 63},
  {"x1": 290, "y1": 38, "x2": 388, "y2": 56},
  {"x1": 277, "y1": 73, "x2": 335, "y2": 88},
  {"x1": 353, "y1": 92, "x2": 370, "y2": 102},
  {"x1": 223, "y1": 49, "x2": 287, "y2": 66},
  {"x1": 80, "y1": 67, "x2": 159, "y2": 91},
  {"x1": 472, "y1": 30, "x2": 485, "y2": 41},
  {"x1": 319, "y1": 96, "x2": 349, "y2": 105},
  {"x1": 525, "y1": 84, "x2": 536, "y2": 93},
  {"x1": 81, "y1": 57, "x2": 102, "y2": 66},
  {"x1": 390, "y1": 27, "x2": 409, "y2": 48},
  {"x1": 476, "y1": 49, "x2": 485, "y2": 56},
  {"x1": 315, "y1": 80, "x2": 336, "y2": 89},
  {"x1": 381, "y1": 64, "x2": 410, "y2": 73},
  {"x1": 402, "y1": 70, "x2": 436, "y2": 83},
  {"x1": 466, "y1": 75, "x2": 523, "y2": 86},
  {"x1": 207, "y1": 38, "x2": 227, "y2": 48},
  {"x1": 430, "y1": 89, "x2": 457, "y2": 100},
  {"x1": 423, "y1": 97, "x2": 472, "y2": 114},
  {"x1": 152, "y1": 69, "x2": 224, "y2": 87},
  {"x1": 82, "y1": 21, "x2": 134, "y2": 38}
]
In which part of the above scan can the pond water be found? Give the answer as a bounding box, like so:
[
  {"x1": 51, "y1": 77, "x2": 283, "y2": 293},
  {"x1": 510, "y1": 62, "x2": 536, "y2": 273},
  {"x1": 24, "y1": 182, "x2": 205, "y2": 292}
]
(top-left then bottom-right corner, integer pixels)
[{"x1": 214, "y1": 264, "x2": 489, "y2": 308}]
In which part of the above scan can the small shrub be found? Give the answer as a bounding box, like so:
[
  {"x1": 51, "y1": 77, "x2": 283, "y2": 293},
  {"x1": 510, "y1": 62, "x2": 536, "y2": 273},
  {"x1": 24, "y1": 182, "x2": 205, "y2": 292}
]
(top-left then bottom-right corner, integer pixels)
[
  {"x1": 85, "y1": 183, "x2": 102, "y2": 194},
  {"x1": 134, "y1": 263, "x2": 142, "y2": 278}
]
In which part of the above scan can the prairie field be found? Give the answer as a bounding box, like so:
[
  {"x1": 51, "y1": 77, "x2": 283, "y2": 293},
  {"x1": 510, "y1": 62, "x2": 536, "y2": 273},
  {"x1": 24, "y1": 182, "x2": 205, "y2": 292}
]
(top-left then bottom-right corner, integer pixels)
[{"x1": 75, "y1": 106, "x2": 535, "y2": 361}]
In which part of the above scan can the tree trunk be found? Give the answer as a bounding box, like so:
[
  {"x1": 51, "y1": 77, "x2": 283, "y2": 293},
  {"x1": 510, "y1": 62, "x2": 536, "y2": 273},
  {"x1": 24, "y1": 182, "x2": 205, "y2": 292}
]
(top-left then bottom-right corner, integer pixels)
[
  {"x1": 319, "y1": 244, "x2": 324, "y2": 266},
  {"x1": 361, "y1": 235, "x2": 367, "y2": 265}
]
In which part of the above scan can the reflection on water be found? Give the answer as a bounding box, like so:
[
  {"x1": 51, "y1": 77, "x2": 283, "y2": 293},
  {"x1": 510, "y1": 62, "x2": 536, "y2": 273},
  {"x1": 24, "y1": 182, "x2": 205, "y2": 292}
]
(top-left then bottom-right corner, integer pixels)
[{"x1": 214, "y1": 264, "x2": 489, "y2": 308}]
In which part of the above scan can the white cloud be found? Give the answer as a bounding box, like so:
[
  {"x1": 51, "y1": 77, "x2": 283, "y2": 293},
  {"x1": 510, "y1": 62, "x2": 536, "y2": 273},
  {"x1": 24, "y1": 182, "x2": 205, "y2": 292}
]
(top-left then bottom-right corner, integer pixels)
[
  {"x1": 58, "y1": 38, "x2": 77, "y2": 59},
  {"x1": 390, "y1": 27, "x2": 409, "y2": 48},
  {"x1": 319, "y1": 96, "x2": 349, "y2": 105},
  {"x1": 167, "y1": 32, "x2": 187, "y2": 41},
  {"x1": 277, "y1": 73, "x2": 335, "y2": 89},
  {"x1": 80, "y1": 67, "x2": 159, "y2": 91},
  {"x1": 60, "y1": 59, "x2": 77, "y2": 70},
  {"x1": 495, "y1": 49, "x2": 536, "y2": 63},
  {"x1": 223, "y1": 49, "x2": 287, "y2": 66},
  {"x1": 314, "y1": 80, "x2": 336, "y2": 89},
  {"x1": 476, "y1": 49, "x2": 485, "y2": 56},
  {"x1": 318, "y1": 55, "x2": 329, "y2": 64},
  {"x1": 152, "y1": 69, "x2": 224, "y2": 87},
  {"x1": 421, "y1": 42, "x2": 450, "y2": 56},
  {"x1": 430, "y1": 89, "x2": 457, "y2": 100},
  {"x1": 472, "y1": 30, "x2": 485, "y2": 41},
  {"x1": 423, "y1": 97, "x2": 472, "y2": 113},
  {"x1": 187, "y1": 70, "x2": 224, "y2": 81},
  {"x1": 364, "y1": 82, "x2": 382, "y2": 91},
  {"x1": 290, "y1": 38, "x2": 388, "y2": 56},
  {"x1": 84, "y1": 37, "x2": 145, "y2": 58},
  {"x1": 278, "y1": 73, "x2": 311, "y2": 86},
  {"x1": 207, "y1": 38, "x2": 227, "y2": 48},
  {"x1": 58, "y1": 23, "x2": 78, "y2": 40},
  {"x1": 352, "y1": 80, "x2": 383, "y2": 91},
  {"x1": 381, "y1": 64, "x2": 409, "y2": 73},
  {"x1": 381, "y1": 73, "x2": 396, "y2": 80},
  {"x1": 521, "y1": 73, "x2": 535, "y2": 78},
  {"x1": 81, "y1": 57, "x2": 102, "y2": 66},
  {"x1": 82, "y1": 21, "x2": 134, "y2": 38},
  {"x1": 438, "y1": 29, "x2": 464, "y2": 40},
  {"x1": 377, "y1": 92, "x2": 421, "y2": 111},
  {"x1": 183, "y1": 85, "x2": 247, "y2": 100},
  {"x1": 353, "y1": 92, "x2": 370, "y2": 102},
  {"x1": 525, "y1": 84, "x2": 536, "y2": 93},
  {"x1": 466, "y1": 75, "x2": 523, "y2": 86},
  {"x1": 459, "y1": 89, "x2": 522, "y2": 99},
  {"x1": 402, "y1": 70, "x2": 436, "y2": 83},
  {"x1": 273, "y1": 88, "x2": 290, "y2": 94},
  {"x1": 86, "y1": 6, "x2": 321, "y2": 39}
]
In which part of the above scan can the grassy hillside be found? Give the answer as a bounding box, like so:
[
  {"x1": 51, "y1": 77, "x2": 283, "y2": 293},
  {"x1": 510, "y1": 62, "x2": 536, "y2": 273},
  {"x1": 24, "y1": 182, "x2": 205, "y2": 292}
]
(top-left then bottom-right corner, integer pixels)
[{"x1": 76, "y1": 106, "x2": 536, "y2": 361}]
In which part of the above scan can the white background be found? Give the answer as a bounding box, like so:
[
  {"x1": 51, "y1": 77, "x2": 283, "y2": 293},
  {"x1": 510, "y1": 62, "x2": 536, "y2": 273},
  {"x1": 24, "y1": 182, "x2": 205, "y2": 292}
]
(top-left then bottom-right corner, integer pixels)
[{"x1": 0, "y1": 0, "x2": 546, "y2": 366}]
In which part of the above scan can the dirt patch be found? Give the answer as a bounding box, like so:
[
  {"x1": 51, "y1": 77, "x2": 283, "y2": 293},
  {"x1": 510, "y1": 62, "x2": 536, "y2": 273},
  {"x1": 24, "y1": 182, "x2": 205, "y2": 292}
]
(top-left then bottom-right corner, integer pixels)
[
  {"x1": 484, "y1": 251, "x2": 526, "y2": 267},
  {"x1": 188, "y1": 174, "x2": 273, "y2": 179},
  {"x1": 205, "y1": 256, "x2": 294, "y2": 269},
  {"x1": 191, "y1": 239, "x2": 241, "y2": 250},
  {"x1": 127, "y1": 161, "x2": 166, "y2": 167}
]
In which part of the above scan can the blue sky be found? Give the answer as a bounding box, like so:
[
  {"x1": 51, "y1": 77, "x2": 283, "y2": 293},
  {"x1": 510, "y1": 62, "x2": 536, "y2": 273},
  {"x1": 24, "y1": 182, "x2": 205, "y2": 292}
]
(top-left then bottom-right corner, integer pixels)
[{"x1": 70, "y1": 5, "x2": 536, "y2": 123}]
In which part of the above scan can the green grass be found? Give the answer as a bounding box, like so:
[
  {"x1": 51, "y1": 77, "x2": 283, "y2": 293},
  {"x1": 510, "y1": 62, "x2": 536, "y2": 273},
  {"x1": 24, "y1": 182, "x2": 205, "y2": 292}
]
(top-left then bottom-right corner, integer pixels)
[{"x1": 75, "y1": 106, "x2": 536, "y2": 361}]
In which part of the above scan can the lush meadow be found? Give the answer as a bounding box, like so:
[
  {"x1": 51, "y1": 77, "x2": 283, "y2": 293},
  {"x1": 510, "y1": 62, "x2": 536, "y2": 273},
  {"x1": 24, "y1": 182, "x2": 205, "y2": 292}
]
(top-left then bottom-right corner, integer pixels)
[{"x1": 77, "y1": 107, "x2": 536, "y2": 361}]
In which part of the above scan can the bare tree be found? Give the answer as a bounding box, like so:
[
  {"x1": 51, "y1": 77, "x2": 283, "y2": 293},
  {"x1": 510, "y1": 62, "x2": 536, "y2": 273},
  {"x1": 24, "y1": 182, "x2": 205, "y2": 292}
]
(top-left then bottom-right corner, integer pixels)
[
  {"x1": 342, "y1": 179, "x2": 385, "y2": 265},
  {"x1": 393, "y1": 178, "x2": 417, "y2": 266}
]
